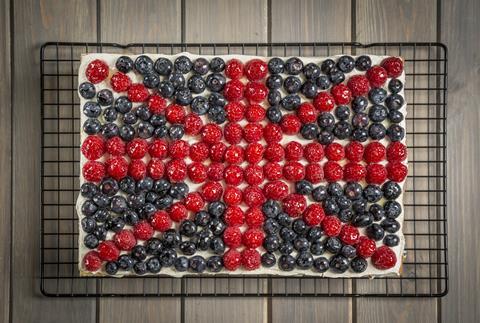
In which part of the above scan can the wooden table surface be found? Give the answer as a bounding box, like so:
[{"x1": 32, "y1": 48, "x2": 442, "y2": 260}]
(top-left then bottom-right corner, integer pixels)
[{"x1": 1, "y1": 0, "x2": 478, "y2": 322}]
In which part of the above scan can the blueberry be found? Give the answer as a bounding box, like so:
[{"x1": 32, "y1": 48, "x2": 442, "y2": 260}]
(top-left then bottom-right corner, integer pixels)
[
  {"x1": 207, "y1": 105, "x2": 227, "y2": 124},
  {"x1": 351, "y1": 128, "x2": 369, "y2": 142},
  {"x1": 154, "y1": 57, "x2": 173, "y2": 76},
  {"x1": 174, "y1": 56, "x2": 192, "y2": 74},
  {"x1": 116, "y1": 56, "x2": 134, "y2": 73},
  {"x1": 160, "y1": 249, "x2": 177, "y2": 267},
  {"x1": 351, "y1": 257, "x2": 367, "y2": 273},
  {"x1": 268, "y1": 57, "x2": 285, "y2": 74},
  {"x1": 344, "y1": 182, "x2": 362, "y2": 200},
  {"x1": 292, "y1": 219, "x2": 308, "y2": 235},
  {"x1": 196, "y1": 229, "x2": 212, "y2": 250},
  {"x1": 278, "y1": 255, "x2": 296, "y2": 271},
  {"x1": 191, "y1": 96, "x2": 209, "y2": 115},
  {"x1": 283, "y1": 76, "x2": 302, "y2": 94},
  {"x1": 169, "y1": 182, "x2": 189, "y2": 200},
  {"x1": 369, "y1": 88, "x2": 387, "y2": 104},
  {"x1": 323, "y1": 198, "x2": 339, "y2": 215},
  {"x1": 369, "y1": 203, "x2": 385, "y2": 221},
  {"x1": 101, "y1": 107, "x2": 117, "y2": 123},
  {"x1": 93, "y1": 225, "x2": 107, "y2": 240},
  {"x1": 317, "y1": 112, "x2": 335, "y2": 130},
  {"x1": 284, "y1": 57, "x2": 303, "y2": 75},
  {"x1": 385, "y1": 201, "x2": 402, "y2": 219},
  {"x1": 131, "y1": 245, "x2": 147, "y2": 261},
  {"x1": 168, "y1": 72, "x2": 186, "y2": 89},
  {"x1": 179, "y1": 220, "x2": 197, "y2": 237},
  {"x1": 313, "y1": 257, "x2": 330, "y2": 272},
  {"x1": 325, "y1": 237, "x2": 342, "y2": 254},
  {"x1": 363, "y1": 185, "x2": 383, "y2": 202},
  {"x1": 138, "y1": 121, "x2": 155, "y2": 139},
  {"x1": 79, "y1": 82, "x2": 96, "y2": 99},
  {"x1": 334, "y1": 105, "x2": 350, "y2": 121},
  {"x1": 280, "y1": 227, "x2": 297, "y2": 242},
  {"x1": 175, "y1": 87, "x2": 193, "y2": 106},
  {"x1": 341, "y1": 245, "x2": 357, "y2": 258},
  {"x1": 388, "y1": 79, "x2": 403, "y2": 94},
  {"x1": 307, "y1": 227, "x2": 322, "y2": 242},
  {"x1": 188, "y1": 75, "x2": 206, "y2": 94},
  {"x1": 262, "y1": 200, "x2": 281, "y2": 218},
  {"x1": 83, "y1": 234, "x2": 99, "y2": 249},
  {"x1": 296, "y1": 251, "x2": 314, "y2": 269},
  {"x1": 263, "y1": 218, "x2": 281, "y2": 235},
  {"x1": 133, "y1": 261, "x2": 147, "y2": 275},
  {"x1": 83, "y1": 101, "x2": 101, "y2": 118},
  {"x1": 100, "y1": 178, "x2": 118, "y2": 197},
  {"x1": 338, "y1": 208, "x2": 354, "y2": 223},
  {"x1": 93, "y1": 193, "x2": 110, "y2": 208},
  {"x1": 189, "y1": 255, "x2": 207, "y2": 273},
  {"x1": 266, "y1": 74, "x2": 283, "y2": 90},
  {"x1": 279, "y1": 242, "x2": 294, "y2": 255},
  {"x1": 333, "y1": 121, "x2": 352, "y2": 139},
  {"x1": 152, "y1": 179, "x2": 170, "y2": 196},
  {"x1": 146, "y1": 257, "x2": 162, "y2": 273},
  {"x1": 381, "y1": 218, "x2": 400, "y2": 233},
  {"x1": 122, "y1": 111, "x2": 137, "y2": 125},
  {"x1": 193, "y1": 57, "x2": 209, "y2": 75},
  {"x1": 280, "y1": 94, "x2": 301, "y2": 111},
  {"x1": 207, "y1": 256, "x2": 223, "y2": 272},
  {"x1": 384, "y1": 234, "x2": 400, "y2": 247},
  {"x1": 355, "y1": 55, "x2": 372, "y2": 71},
  {"x1": 209, "y1": 57, "x2": 225, "y2": 73},
  {"x1": 81, "y1": 182, "x2": 99, "y2": 199},
  {"x1": 366, "y1": 223, "x2": 385, "y2": 241},
  {"x1": 168, "y1": 124, "x2": 185, "y2": 140},
  {"x1": 311, "y1": 241, "x2": 325, "y2": 256},
  {"x1": 368, "y1": 104, "x2": 387, "y2": 122},
  {"x1": 337, "y1": 55, "x2": 355, "y2": 73},
  {"x1": 268, "y1": 90, "x2": 282, "y2": 106},
  {"x1": 142, "y1": 73, "x2": 159, "y2": 89},
  {"x1": 382, "y1": 181, "x2": 402, "y2": 200},
  {"x1": 174, "y1": 256, "x2": 189, "y2": 271},
  {"x1": 261, "y1": 252, "x2": 276, "y2": 267},
  {"x1": 105, "y1": 261, "x2": 119, "y2": 275},
  {"x1": 312, "y1": 185, "x2": 328, "y2": 202},
  {"x1": 388, "y1": 109, "x2": 404, "y2": 123},
  {"x1": 180, "y1": 241, "x2": 197, "y2": 256},
  {"x1": 94, "y1": 209, "x2": 109, "y2": 223},
  {"x1": 194, "y1": 211, "x2": 211, "y2": 227},
  {"x1": 158, "y1": 80, "x2": 176, "y2": 98},
  {"x1": 300, "y1": 123, "x2": 320, "y2": 140},
  {"x1": 316, "y1": 75, "x2": 331, "y2": 90},
  {"x1": 385, "y1": 94, "x2": 405, "y2": 110},
  {"x1": 276, "y1": 212, "x2": 293, "y2": 228},
  {"x1": 301, "y1": 80, "x2": 318, "y2": 99},
  {"x1": 369, "y1": 123, "x2": 387, "y2": 140},
  {"x1": 134, "y1": 55, "x2": 154, "y2": 75},
  {"x1": 263, "y1": 235, "x2": 280, "y2": 252},
  {"x1": 387, "y1": 124, "x2": 405, "y2": 141},
  {"x1": 294, "y1": 238, "x2": 310, "y2": 252},
  {"x1": 303, "y1": 63, "x2": 321, "y2": 79},
  {"x1": 139, "y1": 203, "x2": 156, "y2": 220},
  {"x1": 329, "y1": 254, "x2": 350, "y2": 273},
  {"x1": 321, "y1": 59, "x2": 336, "y2": 74},
  {"x1": 117, "y1": 255, "x2": 134, "y2": 271},
  {"x1": 327, "y1": 182, "x2": 343, "y2": 197},
  {"x1": 318, "y1": 130, "x2": 334, "y2": 145},
  {"x1": 163, "y1": 229, "x2": 182, "y2": 248},
  {"x1": 209, "y1": 218, "x2": 226, "y2": 236},
  {"x1": 328, "y1": 68, "x2": 345, "y2": 85},
  {"x1": 352, "y1": 96, "x2": 368, "y2": 113},
  {"x1": 81, "y1": 217, "x2": 97, "y2": 233},
  {"x1": 123, "y1": 209, "x2": 140, "y2": 226},
  {"x1": 119, "y1": 125, "x2": 135, "y2": 141},
  {"x1": 120, "y1": 177, "x2": 136, "y2": 194},
  {"x1": 134, "y1": 105, "x2": 151, "y2": 121},
  {"x1": 206, "y1": 73, "x2": 226, "y2": 92},
  {"x1": 337, "y1": 196, "x2": 352, "y2": 210},
  {"x1": 209, "y1": 92, "x2": 227, "y2": 107},
  {"x1": 352, "y1": 212, "x2": 374, "y2": 227},
  {"x1": 146, "y1": 238, "x2": 163, "y2": 255},
  {"x1": 150, "y1": 114, "x2": 167, "y2": 127}
]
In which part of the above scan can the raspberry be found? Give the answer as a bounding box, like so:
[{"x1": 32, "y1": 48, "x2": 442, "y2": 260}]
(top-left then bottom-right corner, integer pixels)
[
  {"x1": 110, "y1": 71, "x2": 131, "y2": 92},
  {"x1": 331, "y1": 83, "x2": 352, "y2": 105},
  {"x1": 364, "y1": 141, "x2": 386, "y2": 163},
  {"x1": 224, "y1": 122, "x2": 243, "y2": 144},
  {"x1": 201, "y1": 123, "x2": 223, "y2": 144},
  {"x1": 225, "y1": 59, "x2": 244, "y2": 79},
  {"x1": 168, "y1": 202, "x2": 188, "y2": 222},
  {"x1": 305, "y1": 163, "x2": 324, "y2": 183},
  {"x1": 244, "y1": 164, "x2": 264, "y2": 185},
  {"x1": 165, "y1": 104, "x2": 186, "y2": 124},
  {"x1": 127, "y1": 83, "x2": 149, "y2": 102},
  {"x1": 200, "y1": 181, "x2": 224, "y2": 202},
  {"x1": 241, "y1": 248, "x2": 261, "y2": 270},
  {"x1": 264, "y1": 143, "x2": 285, "y2": 162},
  {"x1": 366, "y1": 163, "x2": 387, "y2": 184},
  {"x1": 223, "y1": 226, "x2": 242, "y2": 248},
  {"x1": 356, "y1": 237, "x2": 376, "y2": 258},
  {"x1": 126, "y1": 138, "x2": 148, "y2": 159},
  {"x1": 242, "y1": 228, "x2": 264, "y2": 248},
  {"x1": 244, "y1": 143, "x2": 264, "y2": 163},
  {"x1": 189, "y1": 142, "x2": 209, "y2": 162},
  {"x1": 386, "y1": 162, "x2": 408, "y2": 182},
  {"x1": 372, "y1": 246, "x2": 397, "y2": 269},
  {"x1": 106, "y1": 136, "x2": 125, "y2": 156},
  {"x1": 321, "y1": 216, "x2": 342, "y2": 237},
  {"x1": 113, "y1": 229, "x2": 136, "y2": 251},
  {"x1": 149, "y1": 139, "x2": 168, "y2": 158},
  {"x1": 303, "y1": 203, "x2": 325, "y2": 226},
  {"x1": 207, "y1": 162, "x2": 224, "y2": 181},
  {"x1": 245, "y1": 82, "x2": 268, "y2": 103},
  {"x1": 263, "y1": 162, "x2": 283, "y2": 181},
  {"x1": 367, "y1": 65, "x2": 388, "y2": 88},
  {"x1": 128, "y1": 159, "x2": 147, "y2": 181},
  {"x1": 85, "y1": 59, "x2": 109, "y2": 84},
  {"x1": 297, "y1": 102, "x2": 318, "y2": 123},
  {"x1": 133, "y1": 220, "x2": 154, "y2": 240},
  {"x1": 147, "y1": 94, "x2": 167, "y2": 114},
  {"x1": 323, "y1": 161, "x2": 343, "y2": 182},
  {"x1": 343, "y1": 162, "x2": 367, "y2": 182},
  {"x1": 339, "y1": 224, "x2": 360, "y2": 245},
  {"x1": 245, "y1": 104, "x2": 266, "y2": 122},
  {"x1": 224, "y1": 206, "x2": 244, "y2": 226},
  {"x1": 223, "y1": 185, "x2": 243, "y2": 205},
  {"x1": 285, "y1": 141, "x2": 304, "y2": 161},
  {"x1": 209, "y1": 142, "x2": 227, "y2": 162},
  {"x1": 83, "y1": 160, "x2": 106, "y2": 182},
  {"x1": 81, "y1": 135, "x2": 105, "y2": 160},
  {"x1": 282, "y1": 194, "x2": 307, "y2": 217},
  {"x1": 263, "y1": 123, "x2": 283, "y2": 143},
  {"x1": 223, "y1": 248, "x2": 242, "y2": 271},
  {"x1": 263, "y1": 180, "x2": 289, "y2": 200},
  {"x1": 224, "y1": 145, "x2": 244, "y2": 164},
  {"x1": 243, "y1": 122, "x2": 263, "y2": 143},
  {"x1": 244, "y1": 59, "x2": 268, "y2": 81},
  {"x1": 325, "y1": 143, "x2": 345, "y2": 161},
  {"x1": 184, "y1": 113, "x2": 203, "y2": 135},
  {"x1": 83, "y1": 251, "x2": 102, "y2": 271},
  {"x1": 97, "y1": 241, "x2": 120, "y2": 261},
  {"x1": 150, "y1": 210, "x2": 172, "y2": 232},
  {"x1": 169, "y1": 140, "x2": 189, "y2": 159},
  {"x1": 184, "y1": 192, "x2": 205, "y2": 212},
  {"x1": 244, "y1": 185, "x2": 266, "y2": 207},
  {"x1": 280, "y1": 114, "x2": 301, "y2": 135},
  {"x1": 313, "y1": 91, "x2": 335, "y2": 112},
  {"x1": 381, "y1": 57, "x2": 404, "y2": 78},
  {"x1": 165, "y1": 159, "x2": 187, "y2": 182},
  {"x1": 223, "y1": 79, "x2": 245, "y2": 102},
  {"x1": 147, "y1": 158, "x2": 165, "y2": 180},
  {"x1": 187, "y1": 162, "x2": 208, "y2": 183},
  {"x1": 387, "y1": 142, "x2": 407, "y2": 162},
  {"x1": 283, "y1": 161, "x2": 305, "y2": 181},
  {"x1": 347, "y1": 75, "x2": 370, "y2": 97},
  {"x1": 245, "y1": 207, "x2": 264, "y2": 228},
  {"x1": 304, "y1": 142, "x2": 324, "y2": 162},
  {"x1": 224, "y1": 165, "x2": 244, "y2": 185},
  {"x1": 345, "y1": 141, "x2": 364, "y2": 162},
  {"x1": 106, "y1": 156, "x2": 128, "y2": 180},
  {"x1": 225, "y1": 102, "x2": 245, "y2": 122}
]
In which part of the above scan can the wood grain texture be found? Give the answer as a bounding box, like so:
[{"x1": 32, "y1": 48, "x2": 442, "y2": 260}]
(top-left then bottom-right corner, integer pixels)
[
  {"x1": 12, "y1": 0, "x2": 96, "y2": 322},
  {"x1": 0, "y1": 0, "x2": 11, "y2": 322},
  {"x1": 441, "y1": 0, "x2": 480, "y2": 322}
]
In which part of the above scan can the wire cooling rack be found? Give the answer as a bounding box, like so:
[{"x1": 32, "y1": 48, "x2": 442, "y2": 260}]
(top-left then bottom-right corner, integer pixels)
[{"x1": 40, "y1": 42, "x2": 447, "y2": 297}]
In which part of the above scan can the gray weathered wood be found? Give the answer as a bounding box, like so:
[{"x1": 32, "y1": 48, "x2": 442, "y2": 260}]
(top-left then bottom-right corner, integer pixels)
[
  {"x1": 12, "y1": 0, "x2": 96, "y2": 322},
  {"x1": 441, "y1": 0, "x2": 480, "y2": 322}
]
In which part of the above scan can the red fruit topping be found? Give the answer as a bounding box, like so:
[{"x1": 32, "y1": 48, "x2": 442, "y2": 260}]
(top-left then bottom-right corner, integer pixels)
[
  {"x1": 225, "y1": 59, "x2": 244, "y2": 79},
  {"x1": 283, "y1": 161, "x2": 305, "y2": 181},
  {"x1": 187, "y1": 162, "x2": 208, "y2": 183},
  {"x1": 81, "y1": 135, "x2": 105, "y2": 160},
  {"x1": 245, "y1": 103, "x2": 266, "y2": 122},
  {"x1": 372, "y1": 246, "x2": 397, "y2": 269},
  {"x1": 387, "y1": 142, "x2": 407, "y2": 162},
  {"x1": 149, "y1": 139, "x2": 168, "y2": 158},
  {"x1": 83, "y1": 251, "x2": 102, "y2": 271},
  {"x1": 200, "y1": 181, "x2": 224, "y2": 202},
  {"x1": 223, "y1": 226, "x2": 242, "y2": 248},
  {"x1": 224, "y1": 122, "x2": 243, "y2": 144},
  {"x1": 209, "y1": 142, "x2": 227, "y2": 162},
  {"x1": 386, "y1": 162, "x2": 408, "y2": 182},
  {"x1": 147, "y1": 158, "x2": 165, "y2": 180},
  {"x1": 223, "y1": 186, "x2": 243, "y2": 205},
  {"x1": 263, "y1": 162, "x2": 283, "y2": 181},
  {"x1": 127, "y1": 83, "x2": 149, "y2": 102},
  {"x1": 263, "y1": 123, "x2": 283, "y2": 143},
  {"x1": 345, "y1": 141, "x2": 364, "y2": 162},
  {"x1": 165, "y1": 159, "x2": 187, "y2": 182},
  {"x1": 305, "y1": 163, "x2": 324, "y2": 183},
  {"x1": 313, "y1": 91, "x2": 335, "y2": 112},
  {"x1": 325, "y1": 143, "x2": 345, "y2": 161},
  {"x1": 243, "y1": 122, "x2": 263, "y2": 143},
  {"x1": 321, "y1": 216, "x2": 342, "y2": 237},
  {"x1": 223, "y1": 248, "x2": 242, "y2": 271},
  {"x1": 285, "y1": 141, "x2": 304, "y2": 161},
  {"x1": 364, "y1": 141, "x2": 386, "y2": 163},
  {"x1": 128, "y1": 159, "x2": 147, "y2": 181},
  {"x1": 347, "y1": 75, "x2": 370, "y2": 97},
  {"x1": 97, "y1": 241, "x2": 120, "y2": 262},
  {"x1": 223, "y1": 79, "x2": 245, "y2": 101},
  {"x1": 381, "y1": 57, "x2": 404, "y2": 78},
  {"x1": 366, "y1": 163, "x2": 388, "y2": 184},
  {"x1": 184, "y1": 113, "x2": 203, "y2": 135},
  {"x1": 244, "y1": 164, "x2": 264, "y2": 185},
  {"x1": 110, "y1": 71, "x2": 131, "y2": 92},
  {"x1": 147, "y1": 94, "x2": 167, "y2": 114},
  {"x1": 263, "y1": 180, "x2": 289, "y2": 200},
  {"x1": 343, "y1": 162, "x2": 367, "y2": 182},
  {"x1": 242, "y1": 228, "x2": 265, "y2": 248},
  {"x1": 356, "y1": 237, "x2": 377, "y2": 258},
  {"x1": 225, "y1": 102, "x2": 246, "y2": 122},
  {"x1": 83, "y1": 160, "x2": 106, "y2": 182},
  {"x1": 201, "y1": 123, "x2": 223, "y2": 144},
  {"x1": 126, "y1": 138, "x2": 148, "y2": 159},
  {"x1": 303, "y1": 203, "x2": 325, "y2": 226},
  {"x1": 331, "y1": 83, "x2": 352, "y2": 105},
  {"x1": 86, "y1": 59, "x2": 109, "y2": 84},
  {"x1": 113, "y1": 229, "x2": 136, "y2": 251},
  {"x1": 133, "y1": 220, "x2": 154, "y2": 240},
  {"x1": 189, "y1": 142, "x2": 209, "y2": 162},
  {"x1": 241, "y1": 248, "x2": 261, "y2": 270},
  {"x1": 184, "y1": 192, "x2": 204, "y2": 212},
  {"x1": 224, "y1": 145, "x2": 244, "y2": 164},
  {"x1": 106, "y1": 156, "x2": 128, "y2": 180},
  {"x1": 339, "y1": 225, "x2": 360, "y2": 245},
  {"x1": 224, "y1": 164, "x2": 244, "y2": 186},
  {"x1": 297, "y1": 102, "x2": 318, "y2": 123},
  {"x1": 367, "y1": 65, "x2": 388, "y2": 88},
  {"x1": 304, "y1": 142, "x2": 324, "y2": 162},
  {"x1": 245, "y1": 82, "x2": 268, "y2": 102},
  {"x1": 244, "y1": 59, "x2": 268, "y2": 81},
  {"x1": 207, "y1": 162, "x2": 224, "y2": 181},
  {"x1": 282, "y1": 194, "x2": 307, "y2": 217},
  {"x1": 224, "y1": 206, "x2": 244, "y2": 226},
  {"x1": 106, "y1": 136, "x2": 126, "y2": 156},
  {"x1": 165, "y1": 104, "x2": 186, "y2": 124},
  {"x1": 323, "y1": 161, "x2": 344, "y2": 182},
  {"x1": 245, "y1": 143, "x2": 264, "y2": 164},
  {"x1": 244, "y1": 185, "x2": 266, "y2": 207},
  {"x1": 280, "y1": 114, "x2": 301, "y2": 134},
  {"x1": 245, "y1": 207, "x2": 264, "y2": 228},
  {"x1": 150, "y1": 210, "x2": 172, "y2": 232},
  {"x1": 265, "y1": 143, "x2": 285, "y2": 162},
  {"x1": 168, "y1": 202, "x2": 187, "y2": 222},
  {"x1": 169, "y1": 140, "x2": 189, "y2": 159}
]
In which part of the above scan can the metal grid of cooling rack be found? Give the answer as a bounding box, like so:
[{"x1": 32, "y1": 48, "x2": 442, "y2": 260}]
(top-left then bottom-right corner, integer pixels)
[{"x1": 40, "y1": 42, "x2": 447, "y2": 297}]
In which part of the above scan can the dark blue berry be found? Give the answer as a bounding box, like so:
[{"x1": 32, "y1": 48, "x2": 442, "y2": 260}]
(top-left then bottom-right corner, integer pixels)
[
  {"x1": 206, "y1": 256, "x2": 223, "y2": 272},
  {"x1": 135, "y1": 105, "x2": 151, "y2": 121},
  {"x1": 174, "y1": 256, "x2": 189, "y2": 271},
  {"x1": 160, "y1": 249, "x2": 177, "y2": 267},
  {"x1": 283, "y1": 76, "x2": 302, "y2": 94},
  {"x1": 210, "y1": 237, "x2": 225, "y2": 255},
  {"x1": 81, "y1": 217, "x2": 97, "y2": 233},
  {"x1": 119, "y1": 125, "x2": 135, "y2": 141},
  {"x1": 296, "y1": 251, "x2": 314, "y2": 269},
  {"x1": 366, "y1": 223, "x2": 385, "y2": 241},
  {"x1": 387, "y1": 124, "x2": 405, "y2": 141},
  {"x1": 103, "y1": 107, "x2": 117, "y2": 122},
  {"x1": 279, "y1": 242, "x2": 294, "y2": 255},
  {"x1": 188, "y1": 74, "x2": 206, "y2": 94},
  {"x1": 169, "y1": 182, "x2": 189, "y2": 200},
  {"x1": 312, "y1": 185, "x2": 328, "y2": 202},
  {"x1": 205, "y1": 73, "x2": 226, "y2": 92},
  {"x1": 209, "y1": 57, "x2": 225, "y2": 73},
  {"x1": 385, "y1": 94, "x2": 404, "y2": 110},
  {"x1": 81, "y1": 182, "x2": 99, "y2": 199},
  {"x1": 137, "y1": 121, "x2": 154, "y2": 139},
  {"x1": 179, "y1": 241, "x2": 196, "y2": 256},
  {"x1": 163, "y1": 229, "x2": 181, "y2": 248},
  {"x1": 388, "y1": 109, "x2": 404, "y2": 123},
  {"x1": 369, "y1": 88, "x2": 387, "y2": 104},
  {"x1": 146, "y1": 238, "x2": 163, "y2": 255},
  {"x1": 194, "y1": 211, "x2": 211, "y2": 227},
  {"x1": 327, "y1": 182, "x2": 343, "y2": 197},
  {"x1": 261, "y1": 252, "x2": 276, "y2": 267},
  {"x1": 315, "y1": 75, "x2": 331, "y2": 90},
  {"x1": 381, "y1": 218, "x2": 400, "y2": 233},
  {"x1": 337, "y1": 55, "x2": 355, "y2": 73},
  {"x1": 268, "y1": 57, "x2": 285, "y2": 74},
  {"x1": 323, "y1": 197, "x2": 339, "y2": 215},
  {"x1": 122, "y1": 111, "x2": 137, "y2": 125},
  {"x1": 328, "y1": 68, "x2": 345, "y2": 84},
  {"x1": 191, "y1": 96, "x2": 209, "y2": 115},
  {"x1": 168, "y1": 72, "x2": 186, "y2": 89},
  {"x1": 321, "y1": 59, "x2": 336, "y2": 74},
  {"x1": 263, "y1": 218, "x2": 281, "y2": 235},
  {"x1": 284, "y1": 57, "x2": 303, "y2": 75},
  {"x1": 307, "y1": 227, "x2": 323, "y2": 242},
  {"x1": 154, "y1": 58, "x2": 173, "y2": 76},
  {"x1": 110, "y1": 196, "x2": 127, "y2": 214},
  {"x1": 158, "y1": 80, "x2": 175, "y2": 98},
  {"x1": 123, "y1": 209, "x2": 140, "y2": 226},
  {"x1": 352, "y1": 112, "x2": 369, "y2": 128},
  {"x1": 83, "y1": 101, "x2": 101, "y2": 118},
  {"x1": 175, "y1": 87, "x2": 193, "y2": 106},
  {"x1": 301, "y1": 80, "x2": 318, "y2": 98},
  {"x1": 333, "y1": 121, "x2": 352, "y2": 139},
  {"x1": 303, "y1": 63, "x2": 321, "y2": 79},
  {"x1": 311, "y1": 241, "x2": 325, "y2": 256},
  {"x1": 174, "y1": 56, "x2": 193, "y2": 74},
  {"x1": 317, "y1": 112, "x2": 335, "y2": 130},
  {"x1": 313, "y1": 257, "x2": 330, "y2": 272},
  {"x1": 127, "y1": 193, "x2": 145, "y2": 210},
  {"x1": 352, "y1": 198, "x2": 367, "y2": 213},
  {"x1": 369, "y1": 123, "x2": 387, "y2": 140},
  {"x1": 351, "y1": 257, "x2": 367, "y2": 273},
  {"x1": 208, "y1": 92, "x2": 226, "y2": 107},
  {"x1": 300, "y1": 123, "x2": 320, "y2": 140},
  {"x1": 384, "y1": 234, "x2": 400, "y2": 247},
  {"x1": 93, "y1": 193, "x2": 110, "y2": 208},
  {"x1": 344, "y1": 182, "x2": 362, "y2": 200},
  {"x1": 268, "y1": 90, "x2": 282, "y2": 106},
  {"x1": 276, "y1": 212, "x2": 293, "y2": 228},
  {"x1": 325, "y1": 237, "x2": 342, "y2": 254},
  {"x1": 83, "y1": 234, "x2": 99, "y2": 249},
  {"x1": 280, "y1": 94, "x2": 301, "y2": 111},
  {"x1": 134, "y1": 55, "x2": 154, "y2": 75},
  {"x1": 207, "y1": 105, "x2": 227, "y2": 124},
  {"x1": 143, "y1": 73, "x2": 160, "y2": 89},
  {"x1": 262, "y1": 200, "x2": 281, "y2": 218},
  {"x1": 341, "y1": 245, "x2": 357, "y2": 258},
  {"x1": 336, "y1": 196, "x2": 352, "y2": 210},
  {"x1": 335, "y1": 105, "x2": 350, "y2": 121},
  {"x1": 382, "y1": 181, "x2": 402, "y2": 200},
  {"x1": 93, "y1": 225, "x2": 107, "y2": 240},
  {"x1": 79, "y1": 82, "x2": 96, "y2": 99},
  {"x1": 355, "y1": 55, "x2": 372, "y2": 71},
  {"x1": 368, "y1": 105, "x2": 388, "y2": 122},
  {"x1": 94, "y1": 209, "x2": 109, "y2": 223},
  {"x1": 338, "y1": 208, "x2": 354, "y2": 223},
  {"x1": 318, "y1": 130, "x2": 334, "y2": 145},
  {"x1": 179, "y1": 220, "x2": 197, "y2": 237},
  {"x1": 168, "y1": 124, "x2": 185, "y2": 140},
  {"x1": 117, "y1": 255, "x2": 135, "y2": 270},
  {"x1": 209, "y1": 218, "x2": 226, "y2": 236},
  {"x1": 263, "y1": 235, "x2": 280, "y2": 252},
  {"x1": 295, "y1": 180, "x2": 314, "y2": 195},
  {"x1": 266, "y1": 74, "x2": 283, "y2": 90},
  {"x1": 131, "y1": 245, "x2": 147, "y2": 261},
  {"x1": 330, "y1": 254, "x2": 350, "y2": 273},
  {"x1": 363, "y1": 185, "x2": 383, "y2": 202},
  {"x1": 105, "y1": 261, "x2": 119, "y2": 275},
  {"x1": 352, "y1": 96, "x2": 368, "y2": 113},
  {"x1": 119, "y1": 177, "x2": 136, "y2": 194},
  {"x1": 146, "y1": 257, "x2": 162, "y2": 273},
  {"x1": 280, "y1": 227, "x2": 297, "y2": 242},
  {"x1": 133, "y1": 261, "x2": 147, "y2": 275},
  {"x1": 150, "y1": 114, "x2": 167, "y2": 127},
  {"x1": 294, "y1": 237, "x2": 310, "y2": 252},
  {"x1": 384, "y1": 201, "x2": 402, "y2": 218},
  {"x1": 292, "y1": 219, "x2": 308, "y2": 235},
  {"x1": 189, "y1": 255, "x2": 207, "y2": 273},
  {"x1": 267, "y1": 105, "x2": 283, "y2": 123},
  {"x1": 369, "y1": 203, "x2": 385, "y2": 221},
  {"x1": 351, "y1": 127, "x2": 368, "y2": 142},
  {"x1": 352, "y1": 212, "x2": 374, "y2": 228},
  {"x1": 193, "y1": 57, "x2": 209, "y2": 75},
  {"x1": 116, "y1": 56, "x2": 134, "y2": 73},
  {"x1": 278, "y1": 255, "x2": 296, "y2": 271},
  {"x1": 388, "y1": 79, "x2": 403, "y2": 93}
]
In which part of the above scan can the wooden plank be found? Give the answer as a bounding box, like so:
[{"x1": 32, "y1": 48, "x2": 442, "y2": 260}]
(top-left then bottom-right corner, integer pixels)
[
  {"x1": 12, "y1": 0, "x2": 96, "y2": 322},
  {"x1": 355, "y1": 1, "x2": 438, "y2": 322},
  {"x1": 98, "y1": 1, "x2": 182, "y2": 322},
  {"x1": 0, "y1": 0, "x2": 11, "y2": 322},
  {"x1": 441, "y1": 0, "x2": 480, "y2": 322}
]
